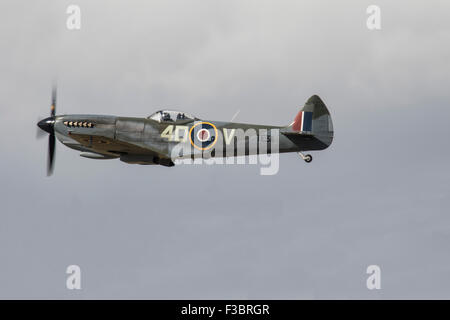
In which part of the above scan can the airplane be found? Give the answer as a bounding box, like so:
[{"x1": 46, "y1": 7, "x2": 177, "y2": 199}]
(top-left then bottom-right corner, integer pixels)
[{"x1": 37, "y1": 87, "x2": 334, "y2": 176}]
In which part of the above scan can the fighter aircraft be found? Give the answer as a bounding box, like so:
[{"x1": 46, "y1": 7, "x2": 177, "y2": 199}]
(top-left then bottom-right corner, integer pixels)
[{"x1": 37, "y1": 87, "x2": 333, "y2": 175}]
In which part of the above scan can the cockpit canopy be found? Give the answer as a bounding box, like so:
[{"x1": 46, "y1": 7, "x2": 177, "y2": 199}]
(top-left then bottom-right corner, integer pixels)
[{"x1": 147, "y1": 110, "x2": 196, "y2": 123}]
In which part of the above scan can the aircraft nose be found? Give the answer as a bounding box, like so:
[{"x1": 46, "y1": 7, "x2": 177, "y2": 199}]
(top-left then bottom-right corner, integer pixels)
[{"x1": 37, "y1": 117, "x2": 55, "y2": 134}]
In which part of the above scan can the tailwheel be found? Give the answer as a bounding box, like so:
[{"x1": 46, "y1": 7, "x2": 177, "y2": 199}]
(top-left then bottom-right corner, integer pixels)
[{"x1": 298, "y1": 152, "x2": 313, "y2": 163}]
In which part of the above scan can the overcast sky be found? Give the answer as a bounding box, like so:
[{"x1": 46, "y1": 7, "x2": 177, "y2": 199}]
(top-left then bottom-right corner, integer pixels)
[{"x1": 0, "y1": 0, "x2": 449, "y2": 299}]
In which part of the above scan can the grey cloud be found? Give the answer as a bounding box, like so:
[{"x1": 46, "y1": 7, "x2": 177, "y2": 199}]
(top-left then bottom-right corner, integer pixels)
[{"x1": 0, "y1": 0, "x2": 449, "y2": 298}]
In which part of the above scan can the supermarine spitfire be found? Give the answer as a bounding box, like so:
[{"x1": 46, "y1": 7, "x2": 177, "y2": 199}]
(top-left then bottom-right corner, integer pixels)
[{"x1": 37, "y1": 87, "x2": 334, "y2": 175}]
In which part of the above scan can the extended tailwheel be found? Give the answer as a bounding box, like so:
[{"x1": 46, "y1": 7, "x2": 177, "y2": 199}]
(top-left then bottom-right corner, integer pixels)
[{"x1": 298, "y1": 152, "x2": 313, "y2": 163}]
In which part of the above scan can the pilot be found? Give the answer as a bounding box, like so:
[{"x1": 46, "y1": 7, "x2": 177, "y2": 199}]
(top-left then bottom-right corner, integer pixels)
[
  {"x1": 162, "y1": 112, "x2": 172, "y2": 122},
  {"x1": 176, "y1": 113, "x2": 186, "y2": 120}
]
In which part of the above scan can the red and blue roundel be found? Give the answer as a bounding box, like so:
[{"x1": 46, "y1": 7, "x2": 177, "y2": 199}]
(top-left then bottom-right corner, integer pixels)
[{"x1": 189, "y1": 122, "x2": 218, "y2": 150}]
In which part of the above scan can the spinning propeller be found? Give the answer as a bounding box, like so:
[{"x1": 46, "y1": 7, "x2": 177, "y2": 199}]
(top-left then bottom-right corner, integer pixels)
[{"x1": 37, "y1": 86, "x2": 57, "y2": 176}]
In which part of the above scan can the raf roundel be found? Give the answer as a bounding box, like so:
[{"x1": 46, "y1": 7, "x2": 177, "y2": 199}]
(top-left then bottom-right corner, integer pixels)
[{"x1": 189, "y1": 122, "x2": 218, "y2": 150}]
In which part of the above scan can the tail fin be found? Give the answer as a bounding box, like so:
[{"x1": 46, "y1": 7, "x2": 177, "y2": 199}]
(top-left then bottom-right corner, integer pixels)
[{"x1": 283, "y1": 95, "x2": 334, "y2": 151}]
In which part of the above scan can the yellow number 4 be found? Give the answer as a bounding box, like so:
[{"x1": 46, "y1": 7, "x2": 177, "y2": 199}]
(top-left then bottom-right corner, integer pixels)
[{"x1": 161, "y1": 125, "x2": 174, "y2": 141}]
